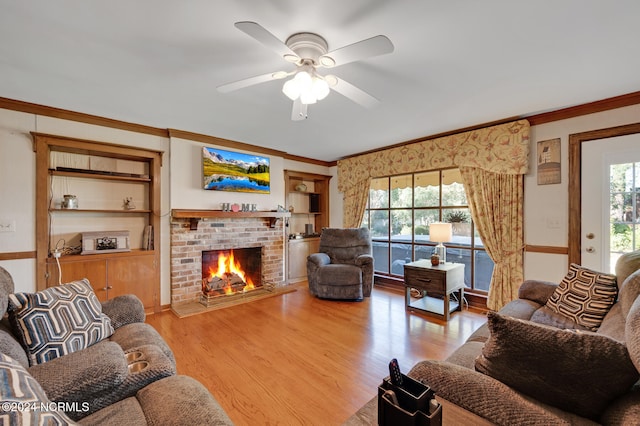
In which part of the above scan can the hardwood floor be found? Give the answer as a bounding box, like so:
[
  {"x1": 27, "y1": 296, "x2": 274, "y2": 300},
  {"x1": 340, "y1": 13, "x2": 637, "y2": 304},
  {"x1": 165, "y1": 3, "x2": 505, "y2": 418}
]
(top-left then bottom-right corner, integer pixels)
[{"x1": 145, "y1": 283, "x2": 487, "y2": 425}]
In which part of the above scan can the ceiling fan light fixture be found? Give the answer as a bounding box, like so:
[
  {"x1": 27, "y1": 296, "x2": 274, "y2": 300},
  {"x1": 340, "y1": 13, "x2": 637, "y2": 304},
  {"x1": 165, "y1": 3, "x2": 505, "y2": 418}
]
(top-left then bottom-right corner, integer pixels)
[
  {"x1": 283, "y1": 70, "x2": 329, "y2": 104},
  {"x1": 312, "y1": 78, "x2": 330, "y2": 101},
  {"x1": 282, "y1": 78, "x2": 301, "y2": 101},
  {"x1": 300, "y1": 91, "x2": 317, "y2": 105}
]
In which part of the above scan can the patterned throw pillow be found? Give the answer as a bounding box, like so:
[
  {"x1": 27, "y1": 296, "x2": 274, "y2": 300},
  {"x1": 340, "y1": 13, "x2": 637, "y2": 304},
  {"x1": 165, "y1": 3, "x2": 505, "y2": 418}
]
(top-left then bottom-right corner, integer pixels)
[
  {"x1": 545, "y1": 263, "x2": 617, "y2": 330},
  {"x1": 7, "y1": 279, "x2": 113, "y2": 365},
  {"x1": 0, "y1": 353, "x2": 78, "y2": 425}
]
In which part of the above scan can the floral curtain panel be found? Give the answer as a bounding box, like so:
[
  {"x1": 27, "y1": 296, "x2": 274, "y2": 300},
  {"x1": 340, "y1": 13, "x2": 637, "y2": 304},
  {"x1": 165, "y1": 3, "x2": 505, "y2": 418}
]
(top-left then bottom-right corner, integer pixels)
[
  {"x1": 337, "y1": 119, "x2": 530, "y2": 309},
  {"x1": 460, "y1": 166, "x2": 524, "y2": 311}
]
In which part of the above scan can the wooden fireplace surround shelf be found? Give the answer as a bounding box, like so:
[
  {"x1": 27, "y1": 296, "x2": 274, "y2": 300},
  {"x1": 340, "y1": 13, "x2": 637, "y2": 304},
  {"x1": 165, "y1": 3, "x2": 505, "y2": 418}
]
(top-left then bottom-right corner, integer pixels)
[{"x1": 172, "y1": 209, "x2": 291, "y2": 230}]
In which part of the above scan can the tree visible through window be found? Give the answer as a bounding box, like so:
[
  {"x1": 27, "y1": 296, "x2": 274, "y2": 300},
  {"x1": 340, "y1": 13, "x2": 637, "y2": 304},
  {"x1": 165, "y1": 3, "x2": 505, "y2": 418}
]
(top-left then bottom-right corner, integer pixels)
[
  {"x1": 609, "y1": 161, "x2": 640, "y2": 270},
  {"x1": 361, "y1": 169, "x2": 494, "y2": 293}
]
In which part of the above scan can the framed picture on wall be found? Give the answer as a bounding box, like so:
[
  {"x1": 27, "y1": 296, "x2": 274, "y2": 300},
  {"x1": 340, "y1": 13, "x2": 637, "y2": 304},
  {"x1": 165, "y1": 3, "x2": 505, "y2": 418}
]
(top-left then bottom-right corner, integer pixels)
[
  {"x1": 537, "y1": 138, "x2": 561, "y2": 185},
  {"x1": 202, "y1": 147, "x2": 270, "y2": 193}
]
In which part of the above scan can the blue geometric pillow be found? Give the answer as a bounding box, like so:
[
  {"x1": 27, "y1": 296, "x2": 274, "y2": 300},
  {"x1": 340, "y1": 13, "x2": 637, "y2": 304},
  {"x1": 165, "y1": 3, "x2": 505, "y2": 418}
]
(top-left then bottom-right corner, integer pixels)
[
  {"x1": 0, "y1": 353, "x2": 77, "y2": 424},
  {"x1": 7, "y1": 279, "x2": 113, "y2": 365}
]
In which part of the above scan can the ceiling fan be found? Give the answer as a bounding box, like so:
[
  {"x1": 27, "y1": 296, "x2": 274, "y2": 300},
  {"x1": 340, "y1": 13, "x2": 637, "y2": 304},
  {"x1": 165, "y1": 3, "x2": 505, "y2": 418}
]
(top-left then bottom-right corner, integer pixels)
[{"x1": 217, "y1": 21, "x2": 394, "y2": 121}]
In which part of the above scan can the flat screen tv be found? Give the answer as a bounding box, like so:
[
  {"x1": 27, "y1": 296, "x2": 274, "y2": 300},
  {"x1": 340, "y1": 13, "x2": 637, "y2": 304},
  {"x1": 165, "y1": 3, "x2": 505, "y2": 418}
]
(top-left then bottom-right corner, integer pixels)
[{"x1": 202, "y1": 147, "x2": 270, "y2": 194}]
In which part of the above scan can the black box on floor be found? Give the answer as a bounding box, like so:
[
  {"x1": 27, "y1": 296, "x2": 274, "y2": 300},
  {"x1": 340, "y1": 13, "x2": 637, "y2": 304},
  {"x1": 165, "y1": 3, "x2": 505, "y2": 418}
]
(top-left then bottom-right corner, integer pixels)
[{"x1": 377, "y1": 374, "x2": 442, "y2": 426}]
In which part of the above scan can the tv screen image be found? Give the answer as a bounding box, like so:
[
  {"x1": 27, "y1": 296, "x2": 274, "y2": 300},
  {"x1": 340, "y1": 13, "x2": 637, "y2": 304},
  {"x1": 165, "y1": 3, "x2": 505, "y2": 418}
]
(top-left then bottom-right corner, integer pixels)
[{"x1": 202, "y1": 147, "x2": 270, "y2": 194}]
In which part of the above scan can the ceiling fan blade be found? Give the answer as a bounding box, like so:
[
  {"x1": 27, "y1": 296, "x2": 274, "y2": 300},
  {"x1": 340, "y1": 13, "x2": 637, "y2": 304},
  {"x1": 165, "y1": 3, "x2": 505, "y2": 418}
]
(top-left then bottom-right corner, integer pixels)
[
  {"x1": 291, "y1": 98, "x2": 308, "y2": 121},
  {"x1": 235, "y1": 21, "x2": 299, "y2": 61},
  {"x1": 217, "y1": 71, "x2": 285, "y2": 93},
  {"x1": 320, "y1": 35, "x2": 394, "y2": 68},
  {"x1": 329, "y1": 77, "x2": 380, "y2": 108}
]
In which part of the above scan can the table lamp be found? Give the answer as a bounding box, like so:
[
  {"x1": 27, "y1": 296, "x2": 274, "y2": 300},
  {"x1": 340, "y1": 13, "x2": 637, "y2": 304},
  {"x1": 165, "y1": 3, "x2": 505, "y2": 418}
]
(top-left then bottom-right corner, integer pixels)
[{"x1": 429, "y1": 222, "x2": 452, "y2": 263}]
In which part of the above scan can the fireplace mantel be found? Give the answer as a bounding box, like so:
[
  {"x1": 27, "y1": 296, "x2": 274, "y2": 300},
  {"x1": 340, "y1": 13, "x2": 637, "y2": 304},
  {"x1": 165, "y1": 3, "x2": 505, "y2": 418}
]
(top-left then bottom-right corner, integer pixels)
[{"x1": 172, "y1": 209, "x2": 291, "y2": 230}]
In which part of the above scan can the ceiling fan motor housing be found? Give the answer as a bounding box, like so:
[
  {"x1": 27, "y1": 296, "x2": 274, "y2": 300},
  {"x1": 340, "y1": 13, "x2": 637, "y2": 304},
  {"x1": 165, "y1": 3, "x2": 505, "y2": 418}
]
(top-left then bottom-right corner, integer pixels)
[{"x1": 285, "y1": 32, "x2": 329, "y2": 64}]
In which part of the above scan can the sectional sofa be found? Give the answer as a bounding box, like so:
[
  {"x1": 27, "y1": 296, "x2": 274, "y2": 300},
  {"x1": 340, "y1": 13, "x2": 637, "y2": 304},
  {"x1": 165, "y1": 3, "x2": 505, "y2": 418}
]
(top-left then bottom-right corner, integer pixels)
[
  {"x1": 0, "y1": 266, "x2": 233, "y2": 425},
  {"x1": 408, "y1": 251, "x2": 640, "y2": 425}
]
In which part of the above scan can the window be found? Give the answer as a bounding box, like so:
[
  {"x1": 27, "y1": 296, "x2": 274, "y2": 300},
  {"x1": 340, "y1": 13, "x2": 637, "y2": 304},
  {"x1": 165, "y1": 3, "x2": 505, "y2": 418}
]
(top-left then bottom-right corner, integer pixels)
[
  {"x1": 362, "y1": 169, "x2": 494, "y2": 293},
  {"x1": 609, "y1": 161, "x2": 640, "y2": 270}
]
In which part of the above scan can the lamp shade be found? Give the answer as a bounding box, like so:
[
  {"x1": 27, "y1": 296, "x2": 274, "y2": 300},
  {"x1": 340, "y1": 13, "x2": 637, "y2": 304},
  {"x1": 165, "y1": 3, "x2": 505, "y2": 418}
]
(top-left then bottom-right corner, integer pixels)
[{"x1": 430, "y1": 222, "x2": 452, "y2": 243}]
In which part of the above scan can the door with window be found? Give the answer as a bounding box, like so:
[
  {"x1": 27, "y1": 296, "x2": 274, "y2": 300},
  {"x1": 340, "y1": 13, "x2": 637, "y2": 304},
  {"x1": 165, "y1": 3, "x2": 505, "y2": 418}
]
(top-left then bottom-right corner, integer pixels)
[{"x1": 581, "y1": 133, "x2": 640, "y2": 272}]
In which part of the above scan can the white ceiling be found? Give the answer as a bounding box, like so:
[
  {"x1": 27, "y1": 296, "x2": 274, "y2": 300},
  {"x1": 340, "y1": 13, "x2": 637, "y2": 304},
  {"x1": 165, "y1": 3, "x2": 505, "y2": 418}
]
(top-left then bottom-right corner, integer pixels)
[{"x1": 1, "y1": 1, "x2": 639, "y2": 162}]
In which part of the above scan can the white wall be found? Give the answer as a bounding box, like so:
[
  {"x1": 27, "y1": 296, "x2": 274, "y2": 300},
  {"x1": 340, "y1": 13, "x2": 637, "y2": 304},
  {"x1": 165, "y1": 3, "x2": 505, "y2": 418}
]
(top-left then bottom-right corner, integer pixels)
[
  {"x1": 524, "y1": 104, "x2": 640, "y2": 282},
  {"x1": 171, "y1": 136, "x2": 283, "y2": 211}
]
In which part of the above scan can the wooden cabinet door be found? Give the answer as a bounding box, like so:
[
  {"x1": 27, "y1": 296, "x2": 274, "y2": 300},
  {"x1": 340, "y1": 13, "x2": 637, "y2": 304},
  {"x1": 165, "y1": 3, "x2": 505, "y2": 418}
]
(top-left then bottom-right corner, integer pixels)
[
  {"x1": 288, "y1": 239, "x2": 321, "y2": 282},
  {"x1": 47, "y1": 259, "x2": 108, "y2": 302},
  {"x1": 107, "y1": 255, "x2": 157, "y2": 310},
  {"x1": 288, "y1": 240, "x2": 308, "y2": 281}
]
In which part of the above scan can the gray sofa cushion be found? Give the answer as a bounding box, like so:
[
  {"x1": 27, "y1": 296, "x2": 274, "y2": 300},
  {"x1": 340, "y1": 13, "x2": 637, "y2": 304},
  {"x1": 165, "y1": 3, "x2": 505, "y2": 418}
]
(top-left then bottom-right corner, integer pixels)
[
  {"x1": 596, "y1": 303, "x2": 626, "y2": 342},
  {"x1": 108, "y1": 323, "x2": 175, "y2": 366},
  {"x1": 0, "y1": 266, "x2": 13, "y2": 316},
  {"x1": 79, "y1": 396, "x2": 146, "y2": 426},
  {"x1": 317, "y1": 264, "x2": 362, "y2": 285},
  {"x1": 101, "y1": 295, "x2": 146, "y2": 329},
  {"x1": 28, "y1": 339, "x2": 128, "y2": 403},
  {"x1": 626, "y1": 296, "x2": 640, "y2": 372},
  {"x1": 529, "y1": 305, "x2": 588, "y2": 330},
  {"x1": 0, "y1": 319, "x2": 29, "y2": 368},
  {"x1": 620, "y1": 269, "x2": 640, "y2": 318},
  {"x1": 475, "y1": 312, "x2": 639, "y2": 421},
  {"x1": 408, "y1": 359, "x2": 591, "y2": 426},
  {"x1": 135, "y1": 375, "x2": 233, "y2": 425},
  {"x1": 517, "y1": 279, "x2": 558, "y2": 305},
  {"x1": 616, "y1": 250, "x2": 640, "y2": 287}
]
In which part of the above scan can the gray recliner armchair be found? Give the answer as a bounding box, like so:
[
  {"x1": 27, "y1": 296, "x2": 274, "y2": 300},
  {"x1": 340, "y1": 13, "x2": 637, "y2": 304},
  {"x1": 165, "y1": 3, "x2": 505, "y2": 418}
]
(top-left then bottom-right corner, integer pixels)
[{"x1": 306, "y1": 228, "x2": 374, "y2": 301}]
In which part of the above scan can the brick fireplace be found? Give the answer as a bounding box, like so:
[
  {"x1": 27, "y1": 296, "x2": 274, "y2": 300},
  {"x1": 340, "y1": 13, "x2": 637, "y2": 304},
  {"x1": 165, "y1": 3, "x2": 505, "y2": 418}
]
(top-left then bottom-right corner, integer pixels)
[{"x1": 170, "y1": 210, "x2": 289, "y2": 306}]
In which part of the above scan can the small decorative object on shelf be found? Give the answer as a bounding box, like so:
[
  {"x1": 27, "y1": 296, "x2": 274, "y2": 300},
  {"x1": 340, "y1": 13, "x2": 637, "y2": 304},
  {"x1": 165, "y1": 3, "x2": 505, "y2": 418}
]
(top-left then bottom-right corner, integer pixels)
[
  {"x1": 123, "y1": 197, "x2": 136, "y2": 210},
  {"x1": 81, "y1": 230, "x2": 130, "y2": 255},
  {"x1": 294, "y1": 183, "x2": 307, "y2": 192},
  {"x1": 230, "y1": 203, "x2": 240, "y2": 212},
  {"x1": 61, "y1": 194, "x2": 78, "y2": 209},
  {"x1": 430, "y1": 253, "x2": 440, "y2": 266}
]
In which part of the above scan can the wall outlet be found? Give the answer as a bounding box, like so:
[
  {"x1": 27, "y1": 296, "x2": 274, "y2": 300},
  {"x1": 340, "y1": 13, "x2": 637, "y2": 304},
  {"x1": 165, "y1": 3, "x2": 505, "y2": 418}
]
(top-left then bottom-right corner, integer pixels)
[{"x1": 0, "y1": 219, "x2": 16, "y2": 233}]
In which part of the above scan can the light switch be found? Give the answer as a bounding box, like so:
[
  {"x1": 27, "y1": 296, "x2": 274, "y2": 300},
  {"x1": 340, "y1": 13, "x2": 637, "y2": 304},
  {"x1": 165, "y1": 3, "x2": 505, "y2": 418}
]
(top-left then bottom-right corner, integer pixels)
[
  {"x1": 546, "y1": 217, "x2": 561, "y2": 229},
  {"x1": 0, "y1": 219, "x2": 16, "y2": 233}
]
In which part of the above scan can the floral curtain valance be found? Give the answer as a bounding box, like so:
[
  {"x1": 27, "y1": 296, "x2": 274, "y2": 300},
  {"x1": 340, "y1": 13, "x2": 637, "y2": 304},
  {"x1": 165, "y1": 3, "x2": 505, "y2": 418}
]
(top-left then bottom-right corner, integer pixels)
[{"x1": 337, "y1": 120, "x2": 530, "y2": 192}]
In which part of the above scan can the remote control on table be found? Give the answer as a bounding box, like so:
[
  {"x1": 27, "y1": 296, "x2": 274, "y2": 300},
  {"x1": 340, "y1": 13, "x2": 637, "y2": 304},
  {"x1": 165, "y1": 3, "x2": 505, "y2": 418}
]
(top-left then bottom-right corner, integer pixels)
[{"x1": 389, "y1": 358, "x2": 403, "y2": 386}]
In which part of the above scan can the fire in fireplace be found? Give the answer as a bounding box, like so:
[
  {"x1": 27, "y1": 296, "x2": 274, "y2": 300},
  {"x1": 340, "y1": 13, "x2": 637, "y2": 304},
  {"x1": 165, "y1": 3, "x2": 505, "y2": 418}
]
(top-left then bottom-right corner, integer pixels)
[{"x1": 201, "y1": 247, "x2": 262, "y2": 298}]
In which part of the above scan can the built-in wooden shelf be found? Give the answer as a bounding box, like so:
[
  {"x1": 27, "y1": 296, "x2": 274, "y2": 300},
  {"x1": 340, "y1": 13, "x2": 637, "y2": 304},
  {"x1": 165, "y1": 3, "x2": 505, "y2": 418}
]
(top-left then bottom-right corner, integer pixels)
[
  {"x1": 49, "y1": 169, "x2": 151, "y2": 182},
  {"x1": 172, "y1": 209, "x2": 291, "y2": 230},
  {"x1": 50, "y1": 208, "x2": 152, "y2": 214}
]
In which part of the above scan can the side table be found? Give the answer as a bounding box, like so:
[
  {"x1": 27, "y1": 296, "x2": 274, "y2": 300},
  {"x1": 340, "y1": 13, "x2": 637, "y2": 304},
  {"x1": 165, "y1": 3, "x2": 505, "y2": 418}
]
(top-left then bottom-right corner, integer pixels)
[{"x1": 403, "y1": 260, "x2": 465, "y2": 321}]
